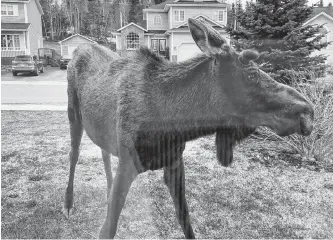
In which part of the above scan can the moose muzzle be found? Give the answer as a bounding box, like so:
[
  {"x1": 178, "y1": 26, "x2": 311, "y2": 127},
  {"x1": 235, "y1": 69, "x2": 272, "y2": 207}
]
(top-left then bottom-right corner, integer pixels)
[{"x1": 299, "y1": 112, "x2": 314, "y2": 136}]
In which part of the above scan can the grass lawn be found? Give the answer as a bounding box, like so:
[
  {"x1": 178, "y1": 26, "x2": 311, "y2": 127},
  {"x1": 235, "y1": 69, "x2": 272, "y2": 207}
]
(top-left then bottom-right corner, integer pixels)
[{"x1": 1, "y1": 111, "x2": 333, "y2": 239}]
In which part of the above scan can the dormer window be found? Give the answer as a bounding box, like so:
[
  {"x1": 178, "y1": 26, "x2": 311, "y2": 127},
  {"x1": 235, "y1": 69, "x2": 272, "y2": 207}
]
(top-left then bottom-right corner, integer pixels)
[
  {"x1": 154, "y1": 15, "x2": 162, "y2": 25},
  {"x1": 213, "y1": 10, "x2": 225, "y2": 22},
  {"x1": 1, "y1": 4, "x2": 18, "y2": 16},
  {"x1": 174, "y1": 10, "x2": 185, "y2": 22}
]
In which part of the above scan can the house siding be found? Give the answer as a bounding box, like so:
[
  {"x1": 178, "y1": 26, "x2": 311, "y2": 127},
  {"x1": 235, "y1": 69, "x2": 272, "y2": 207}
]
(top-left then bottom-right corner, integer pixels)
[
  {"x1": 26, "y1": 0, "x2": 43, "y2": 56},
  {"x1": 305, "y1": 15, "x2": 333, "y2": 64},
  {"x1": 147, "y1": 12, "x2": 168, "y2": 30},
  {"x1": 1, "y1": 2, "x2": 25, "y2": 23},
  {"x1": 170, "y1": 6, "x2": 227, "y2": 28}
]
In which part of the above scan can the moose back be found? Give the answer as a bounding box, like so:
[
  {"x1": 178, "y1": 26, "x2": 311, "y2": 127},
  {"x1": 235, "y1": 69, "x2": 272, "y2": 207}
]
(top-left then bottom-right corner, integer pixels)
[{"x1": 63, "y1": 18, "x2": 314, "y2": 239}]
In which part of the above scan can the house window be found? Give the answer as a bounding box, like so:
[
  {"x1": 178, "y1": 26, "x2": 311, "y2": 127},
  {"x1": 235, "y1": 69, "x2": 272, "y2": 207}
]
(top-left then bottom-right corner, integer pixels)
[
  {"x1": 213, "y1": 10, "x2": 224, "y2": 22},
  {"x1": 1, "y1": 4, "x2": 18, "y2": 16},
  {"x1": 126, "y1": 32, "x2": 139, "y2": 50},
  {"x1": 154, "y1": 15, "x2": 162, "y2": 25},
  {"x1": 174, "y1": 10, "x2": 185, "y2": 22},
  {"x1": 1, "y1": 34, "x2": 20, "y2": 50},
  {"x1": 14, "y1": 35, "x2": 20, "y2": 50},
  {"x1": 1, "y1": 5, "x2": 6, "y2": 15}
]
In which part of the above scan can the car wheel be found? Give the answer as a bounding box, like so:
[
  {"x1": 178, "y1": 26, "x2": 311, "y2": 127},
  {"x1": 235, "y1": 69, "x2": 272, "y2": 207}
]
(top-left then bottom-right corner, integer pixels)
[
  {"x1": 12, "y1": 72, "x2": 17, "y2": 76},
  {"x1": 40, "y1": 66, "x2": 44, "y2": 73},
  {"x1": 34, "y1": 69, "x2": 39, "y2": 76}
]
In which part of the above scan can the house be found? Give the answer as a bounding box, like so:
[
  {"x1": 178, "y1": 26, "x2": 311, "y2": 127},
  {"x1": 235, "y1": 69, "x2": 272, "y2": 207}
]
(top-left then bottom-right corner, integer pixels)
[
  {"x1": 304, "y1": 3, "x2": 333, "y2": 64},
  {"x1": 58, "y1": 34, "x2": 97, "y2": 58},
  {"x1": 113, "y1": 0, "x2": 229, "y2": 62},
  {"x1": 1, "y1": 0, "x2": 44, "y2": 65}
]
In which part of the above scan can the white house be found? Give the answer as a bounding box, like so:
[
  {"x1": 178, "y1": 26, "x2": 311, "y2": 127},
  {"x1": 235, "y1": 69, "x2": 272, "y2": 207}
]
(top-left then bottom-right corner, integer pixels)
[
  {"x1": 304, "y1": 4, "x2": 333, "y2": 64},
  {"x1": 113, "y1": 0, "x2": 229, "y2": 62},
  {"x1": 1, "y1": 0, "x2": 44, "y2": 64}
]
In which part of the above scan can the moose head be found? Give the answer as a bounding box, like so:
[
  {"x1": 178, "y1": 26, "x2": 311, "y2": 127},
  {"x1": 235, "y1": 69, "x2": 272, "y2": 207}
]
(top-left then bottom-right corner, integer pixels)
[{"x1": 188, "y1": 18, "x2": 314, "y2": 166}]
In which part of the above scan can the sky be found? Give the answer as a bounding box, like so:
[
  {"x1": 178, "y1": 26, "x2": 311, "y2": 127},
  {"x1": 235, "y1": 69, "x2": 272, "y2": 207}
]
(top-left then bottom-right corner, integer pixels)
[{"x1": 227, "y1": 0, "x2": 333, "y2": 6}]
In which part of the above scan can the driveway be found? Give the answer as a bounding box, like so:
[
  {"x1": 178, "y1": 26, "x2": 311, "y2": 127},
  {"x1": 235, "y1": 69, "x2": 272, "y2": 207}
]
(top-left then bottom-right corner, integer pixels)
[
  {"x1": 1, "y1": 67, "x2": 68, "y2": 110},
  {"x1": 1, "y1": 66, "x2": 67, "y2": 82}
]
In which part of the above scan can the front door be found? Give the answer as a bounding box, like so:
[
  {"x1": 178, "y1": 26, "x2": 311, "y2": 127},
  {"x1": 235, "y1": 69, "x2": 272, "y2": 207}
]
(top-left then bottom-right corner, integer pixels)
[{"x1": 151, "y1": 39, "x2": 166, "y2": 57}]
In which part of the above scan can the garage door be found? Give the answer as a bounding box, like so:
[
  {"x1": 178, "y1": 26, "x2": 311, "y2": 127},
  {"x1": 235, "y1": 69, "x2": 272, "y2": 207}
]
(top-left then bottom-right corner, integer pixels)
[
  {"x1": 177, "y1": 43, "x2": 201, "y2": 62},
  {"x1": 68, "y1": 46, "x2": 77, "y2": 58}
]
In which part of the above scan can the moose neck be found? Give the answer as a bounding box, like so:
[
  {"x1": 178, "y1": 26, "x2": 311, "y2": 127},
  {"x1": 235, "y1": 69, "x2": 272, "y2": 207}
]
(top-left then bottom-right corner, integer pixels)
[{"x1": 154, "y1": 56, "x2": 231, "y2": 132}]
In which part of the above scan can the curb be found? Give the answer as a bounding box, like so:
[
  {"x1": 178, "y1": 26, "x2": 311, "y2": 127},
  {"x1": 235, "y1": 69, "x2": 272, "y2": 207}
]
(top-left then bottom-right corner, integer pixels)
[{"x1": 1, "y1": 104, "x2": 67, "y2": 111}]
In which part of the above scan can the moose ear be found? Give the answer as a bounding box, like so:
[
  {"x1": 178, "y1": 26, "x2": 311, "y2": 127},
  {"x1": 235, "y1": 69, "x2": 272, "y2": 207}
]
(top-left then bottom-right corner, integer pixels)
[{"x1": 188, "y1": 18, "x2": 226, "y2": 56}]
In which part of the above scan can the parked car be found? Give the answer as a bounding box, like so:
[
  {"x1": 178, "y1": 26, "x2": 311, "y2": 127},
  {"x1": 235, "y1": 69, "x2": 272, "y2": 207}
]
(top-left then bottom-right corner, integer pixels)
[
  {"x1": 12, "y1": 55, "x2": 44, "y2": 76},
  {"x1": 59, "y1": 56, "x2": 71, "y2": 69}
]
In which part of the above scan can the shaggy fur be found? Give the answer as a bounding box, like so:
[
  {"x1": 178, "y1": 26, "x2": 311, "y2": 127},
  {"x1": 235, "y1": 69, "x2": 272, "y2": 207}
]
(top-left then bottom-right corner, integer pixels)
[{"x1": 64, "y1": 18, "x2": 314, "y2": 239}]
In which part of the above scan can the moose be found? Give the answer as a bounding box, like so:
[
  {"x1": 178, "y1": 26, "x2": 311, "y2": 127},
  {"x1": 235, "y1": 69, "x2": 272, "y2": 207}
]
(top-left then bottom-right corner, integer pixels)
[{"x1": 64, "y1": 18, "x2": 314, "y2": 239}]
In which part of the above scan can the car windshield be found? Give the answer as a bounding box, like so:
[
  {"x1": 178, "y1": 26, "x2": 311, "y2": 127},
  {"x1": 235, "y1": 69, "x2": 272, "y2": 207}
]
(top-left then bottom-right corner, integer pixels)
[{"x1": 15, "y1": 56, "x2": 32, "y2": 61}]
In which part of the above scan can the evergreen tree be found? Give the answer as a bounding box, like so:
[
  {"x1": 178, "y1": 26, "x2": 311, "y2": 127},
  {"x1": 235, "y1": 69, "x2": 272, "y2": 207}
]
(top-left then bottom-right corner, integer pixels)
[{"x1": 227, "y1": 0, "x2": 329, "y2": 84}]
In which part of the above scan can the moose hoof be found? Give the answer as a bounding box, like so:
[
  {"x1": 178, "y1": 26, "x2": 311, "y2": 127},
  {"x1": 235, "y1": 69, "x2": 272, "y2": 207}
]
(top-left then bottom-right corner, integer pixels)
[
  {"x1": 62, "y1": 194, "x2": 74, "y2": 218},
  {"x1": 99, "y1": 221, "x2": 115, "y2": 239},
  {"x1": 62, "y1": 205, "x2": 74, "y2": 218}
]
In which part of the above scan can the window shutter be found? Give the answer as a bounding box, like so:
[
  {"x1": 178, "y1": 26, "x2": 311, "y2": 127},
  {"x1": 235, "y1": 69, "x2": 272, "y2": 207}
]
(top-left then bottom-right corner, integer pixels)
[{"x1": 13, "y1": 5, "x2": 18, "y2": 16}]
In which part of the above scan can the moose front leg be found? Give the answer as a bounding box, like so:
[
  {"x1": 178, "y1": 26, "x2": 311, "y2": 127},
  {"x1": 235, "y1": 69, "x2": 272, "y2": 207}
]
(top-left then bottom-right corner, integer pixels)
[
  {"x1": 99, "y1": 147, "x2": 139, "y2": 239},
  {"x1": 164, "y1": 158, "x2": 195, "y2": 239}
]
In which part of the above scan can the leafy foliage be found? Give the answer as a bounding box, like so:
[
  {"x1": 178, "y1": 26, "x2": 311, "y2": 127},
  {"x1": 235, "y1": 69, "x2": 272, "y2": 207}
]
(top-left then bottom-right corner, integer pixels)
[{"x1": 227, "y1": 0, "x2": 330, "y2": 84}]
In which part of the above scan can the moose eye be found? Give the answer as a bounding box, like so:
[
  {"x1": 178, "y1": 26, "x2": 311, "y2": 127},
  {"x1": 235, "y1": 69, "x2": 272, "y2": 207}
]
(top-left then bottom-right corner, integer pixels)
[{"x1": 248, "y1": 73, "x2": 257, "y2": 80}]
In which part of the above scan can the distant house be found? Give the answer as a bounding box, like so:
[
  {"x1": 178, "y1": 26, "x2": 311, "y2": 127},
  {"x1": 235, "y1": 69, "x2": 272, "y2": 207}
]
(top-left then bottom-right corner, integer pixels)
[
  {"x1": 58, "y1": 34, "x2": 97, "y2": 58},
  {"x1": 1, "y1": 0, "x2": 44, "y2": 65},
  {"x1": 304, "y1": 4, "x2": 333, "y2": 64},
  {"x1": 113, "y1": 0, "x2": 229, "y2": 62}
]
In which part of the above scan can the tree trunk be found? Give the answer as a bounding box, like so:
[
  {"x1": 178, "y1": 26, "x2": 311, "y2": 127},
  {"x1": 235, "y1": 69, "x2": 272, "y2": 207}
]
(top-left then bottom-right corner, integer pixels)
[{"x1": 49, "y1": 0, "x2": 54, "y2": 40}]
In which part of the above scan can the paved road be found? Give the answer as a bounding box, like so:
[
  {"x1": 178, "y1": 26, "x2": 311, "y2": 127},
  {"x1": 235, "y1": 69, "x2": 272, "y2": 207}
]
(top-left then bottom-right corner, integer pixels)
[{"x1": 1, "y1": 67, "x2": 68, "y2": 110}]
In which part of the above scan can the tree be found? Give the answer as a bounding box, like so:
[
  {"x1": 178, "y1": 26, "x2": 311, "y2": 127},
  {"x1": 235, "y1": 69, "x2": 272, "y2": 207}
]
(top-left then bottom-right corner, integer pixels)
[
  {"x1": 64, "y1": 0, "x2": 88, "y2": 34},
  {"x1": 40, "y1": 0, "x2": 69, "y2": 40},
  {"x1": 128, "y1": 0, "x2": 143, "y2": 24},
  {"x1": 227, "y1": 0, "x2": 329, "y2": 84},
  {"x1": 81, "y1": 0, "x2": 109, "y2": 41}
]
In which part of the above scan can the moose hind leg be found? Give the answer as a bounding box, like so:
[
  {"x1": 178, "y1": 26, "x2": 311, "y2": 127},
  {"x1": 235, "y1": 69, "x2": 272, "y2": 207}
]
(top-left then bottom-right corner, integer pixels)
[
  {"x1": 164, "y1": 158, "x2": 195, "y2": 239},
  {"x1": 63, "y1": 106, "x2": 83, "y2": 217}
]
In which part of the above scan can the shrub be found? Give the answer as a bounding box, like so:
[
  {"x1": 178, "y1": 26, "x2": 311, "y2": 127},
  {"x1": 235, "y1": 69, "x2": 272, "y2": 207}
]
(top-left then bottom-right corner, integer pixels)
[{"x1": 256, "y1": 74, "x2": 333, "y2": 165}]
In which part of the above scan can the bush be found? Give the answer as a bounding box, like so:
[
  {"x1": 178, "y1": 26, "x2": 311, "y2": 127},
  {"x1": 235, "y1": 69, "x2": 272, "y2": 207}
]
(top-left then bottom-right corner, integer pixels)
[
  {"x1": 327, "y1": 65, "x2": 333, "y2": 75},
  {"x1": 256, "y1": 74, "x2": 333, "y2": 165}
]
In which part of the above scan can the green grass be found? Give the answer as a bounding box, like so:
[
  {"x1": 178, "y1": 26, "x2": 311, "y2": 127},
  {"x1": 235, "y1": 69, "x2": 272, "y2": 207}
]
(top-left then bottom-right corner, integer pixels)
[{"x1": 1, "y1": 111, "x2": 333, "y2": 239}]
